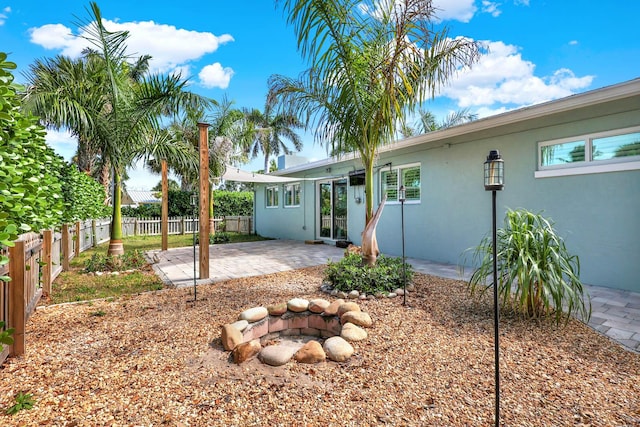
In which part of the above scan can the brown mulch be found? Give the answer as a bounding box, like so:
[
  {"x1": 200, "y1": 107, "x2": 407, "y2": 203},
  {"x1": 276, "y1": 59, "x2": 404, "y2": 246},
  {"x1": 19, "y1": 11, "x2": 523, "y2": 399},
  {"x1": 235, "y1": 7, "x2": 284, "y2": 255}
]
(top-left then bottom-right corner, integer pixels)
[{"x1": 1, "y1": 266, "x2": 639, "y2": 426}]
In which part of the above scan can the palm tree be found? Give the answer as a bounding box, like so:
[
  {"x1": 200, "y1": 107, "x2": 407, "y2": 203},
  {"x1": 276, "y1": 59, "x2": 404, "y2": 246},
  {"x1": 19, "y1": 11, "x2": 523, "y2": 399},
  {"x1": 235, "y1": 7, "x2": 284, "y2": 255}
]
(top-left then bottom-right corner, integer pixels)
[
  {"x1": 271, "y1": 0, "x2": 480, "y2": 265},
  {"x1": 244, "y1": 88, "x2": 303, "y2": 173},
  {"x1": 23, "y1": 2, "x2": 209, "y2": 255},
  {"x1": 23, "y1": 54, "x2": 105, "y2": 175},
  {"x1": 400, "y1": 108, "x2": 478, "y2": 138}
]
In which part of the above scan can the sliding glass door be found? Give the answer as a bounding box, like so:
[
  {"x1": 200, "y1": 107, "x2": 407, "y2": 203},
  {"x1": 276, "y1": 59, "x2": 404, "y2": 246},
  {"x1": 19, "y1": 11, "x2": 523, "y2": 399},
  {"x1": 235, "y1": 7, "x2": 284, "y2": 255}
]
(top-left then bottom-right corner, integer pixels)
[{"x1": 318, "y1": 179, "x2": 347, "y2": 240}]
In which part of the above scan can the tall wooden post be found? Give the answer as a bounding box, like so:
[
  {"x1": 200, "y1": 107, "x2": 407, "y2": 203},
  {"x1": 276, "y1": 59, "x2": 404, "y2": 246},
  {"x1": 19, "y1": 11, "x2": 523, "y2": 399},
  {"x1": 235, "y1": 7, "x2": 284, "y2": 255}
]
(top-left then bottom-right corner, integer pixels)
[
  {"x1": 8, "y1": 240, "x2": 26, "y2": 356},
  {"x1": 161, "y1": 160, "x2": 169, "y2": 251},
  {"x1": 197, "y1": 122, "x2": 210, "y2": 279},
  {"x1": 74, "y1": 221, "x2": 81, "y2": 257},
  {"x1": 42, "y1": 229, "x2": 53, "y2": 296},
  {"x1": 61, "y1": 224, "x2": 70, "y2": 271}
]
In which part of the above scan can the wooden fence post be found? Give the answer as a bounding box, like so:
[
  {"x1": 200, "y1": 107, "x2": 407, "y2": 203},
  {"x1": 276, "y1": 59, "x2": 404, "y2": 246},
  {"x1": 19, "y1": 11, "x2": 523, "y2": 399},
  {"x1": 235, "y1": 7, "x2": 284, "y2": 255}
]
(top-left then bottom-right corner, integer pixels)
[
  {"x1": 61, "y1": 224, "x2": 70, "y2": 271},
  {"x1": 8, "y1": 240, "x2": 26, "y2": 356},
  {"x1": 42, "y1": 229, "x2": 53, "y2": 296}
]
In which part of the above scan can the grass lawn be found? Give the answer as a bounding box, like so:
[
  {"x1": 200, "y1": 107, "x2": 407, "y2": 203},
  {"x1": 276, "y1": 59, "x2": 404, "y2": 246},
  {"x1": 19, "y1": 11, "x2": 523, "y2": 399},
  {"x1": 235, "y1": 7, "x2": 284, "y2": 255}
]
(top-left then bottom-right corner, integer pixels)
[{"x1": 47, "y1": 233, "x2": 270, "y2": 305}]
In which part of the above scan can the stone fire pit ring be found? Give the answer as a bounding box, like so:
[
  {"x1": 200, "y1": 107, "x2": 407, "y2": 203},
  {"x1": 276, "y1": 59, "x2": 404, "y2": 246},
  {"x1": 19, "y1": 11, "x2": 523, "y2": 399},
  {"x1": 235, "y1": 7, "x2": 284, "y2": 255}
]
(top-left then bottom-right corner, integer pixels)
[{"x1": 220, "y1": 298, "x2": 373, "y2": 366}]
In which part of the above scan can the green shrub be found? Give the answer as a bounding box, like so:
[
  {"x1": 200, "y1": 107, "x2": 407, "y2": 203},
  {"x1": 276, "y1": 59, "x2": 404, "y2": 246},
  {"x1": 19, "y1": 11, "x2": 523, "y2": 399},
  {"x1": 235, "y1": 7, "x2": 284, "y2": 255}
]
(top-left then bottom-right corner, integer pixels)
[
  {"x1": 212, "y1": 232, "x2": 230, "y2": 244},
  {"x1": 324, "y1": 254, "x2": 413, "y2": 295},
  {"x1": 6, "y1": 392, "x2": 35, "y2": 415},
  {"x1": 0, "y1": 321, "x2": 14, "y2": 352},
  {"x1": 195, "y1": 232, "x2": 231, "y2": 245},
  {"x1": 84, "y1": 249, "x2": 148, "y2": 273},
  {"x1": 461, "y1": 208, "x2": 591, "y2": 325}
]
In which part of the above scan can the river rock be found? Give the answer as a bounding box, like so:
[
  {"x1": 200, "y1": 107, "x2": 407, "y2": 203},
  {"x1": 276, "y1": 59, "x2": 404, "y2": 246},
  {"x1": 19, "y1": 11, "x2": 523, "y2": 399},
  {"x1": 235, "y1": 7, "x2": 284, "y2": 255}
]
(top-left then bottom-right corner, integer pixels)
[
  {"x1": 337, "y1": 302, "x2": 361, "y2": 317},
  {"x1": 294, "y1": 340, "x2": 326, "y2": 364},
  {"x1": 340, "y1": 322, "x2": 368, "y2": 342},
  {"x1": 323, "y1": 299, "x2": 345, "y2": 316},
  {"x1": 341, "y1": 311, "x2": 373, "y2": 327},
  {"x1": 232, "y1": 339, "x2": 261, "y2": 364},
  {"x1": 308, "y1": 298, "x2": 330, "y2": 313},
  {"x1": 230, "y1": 320, "x2": 249, "y2": 332},
  {"x1": 287, "y1": 298, "x2": 310, "y2": 313},
  {"x1": 239, "y1": 307, "x2": 268, "y2": 322},
  {"x1": 267, "y1": 303, "x2": 288, "y2": 316},
  {"x1": 259, "y1": 343, "x2": 301, "y2": 366},
  {"x1": 323, "y1": 336, "x2": 354, "y2": 362},
  {"x1": 221, "y1": 324, "x2": 243, "y2": 351}
]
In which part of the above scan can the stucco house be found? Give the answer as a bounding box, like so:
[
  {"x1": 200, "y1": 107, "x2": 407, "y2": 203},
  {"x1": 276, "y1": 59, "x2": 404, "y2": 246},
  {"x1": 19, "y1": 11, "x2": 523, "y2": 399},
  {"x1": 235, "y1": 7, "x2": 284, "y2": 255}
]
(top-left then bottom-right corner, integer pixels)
[{"x1": 251, "y1": 78, "x2": 640, "y2": 293}]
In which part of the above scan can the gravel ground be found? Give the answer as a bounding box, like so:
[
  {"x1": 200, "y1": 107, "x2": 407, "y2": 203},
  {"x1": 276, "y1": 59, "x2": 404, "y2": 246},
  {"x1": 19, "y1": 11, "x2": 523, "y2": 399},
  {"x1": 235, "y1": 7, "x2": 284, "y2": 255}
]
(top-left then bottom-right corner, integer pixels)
[{"x1": 1, "y1": 266, "x2": 639, "y2": 426}]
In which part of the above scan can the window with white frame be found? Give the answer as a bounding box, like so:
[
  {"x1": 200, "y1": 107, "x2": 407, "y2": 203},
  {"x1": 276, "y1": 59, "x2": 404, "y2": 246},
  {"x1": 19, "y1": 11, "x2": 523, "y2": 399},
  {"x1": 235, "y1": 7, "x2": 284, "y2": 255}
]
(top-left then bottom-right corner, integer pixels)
[
  {"x1": 284, "y1": 183, "x2": 301, "y2": 207},
  {"x1": 266, "y1": 186, "x2": 279, "y2": 208},
  {"x1": 537, "y1": 126, "x2": 640, "y2": 177},
  {"x1": 381, "y1": 163, "x2": 421, "y2": 202}
]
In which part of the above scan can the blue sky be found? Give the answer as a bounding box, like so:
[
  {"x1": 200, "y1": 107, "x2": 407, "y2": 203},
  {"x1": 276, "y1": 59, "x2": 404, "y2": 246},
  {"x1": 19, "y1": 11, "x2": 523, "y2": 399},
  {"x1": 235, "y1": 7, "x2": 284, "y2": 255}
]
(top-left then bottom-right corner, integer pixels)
[{"x1": 2, "y1": 0, "x2": 639, "y2": 189}]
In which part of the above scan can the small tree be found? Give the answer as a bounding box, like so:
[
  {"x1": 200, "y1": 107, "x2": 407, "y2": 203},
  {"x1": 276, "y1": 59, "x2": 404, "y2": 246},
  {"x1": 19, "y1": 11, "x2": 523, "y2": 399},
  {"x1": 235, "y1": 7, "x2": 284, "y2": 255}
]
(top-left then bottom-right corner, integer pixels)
[{"x1": 462, "y1": 209, "x2": 591, "y2": 325}]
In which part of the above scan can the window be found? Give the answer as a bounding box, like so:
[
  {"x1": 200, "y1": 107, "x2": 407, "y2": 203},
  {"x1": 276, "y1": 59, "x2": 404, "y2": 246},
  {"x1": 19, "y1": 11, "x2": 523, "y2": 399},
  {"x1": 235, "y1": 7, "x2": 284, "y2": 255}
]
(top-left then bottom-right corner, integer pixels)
[
  {"x1": 266, "y1": 186, "x2": 279, "y2": 208},
  {"x1": 284, "y1": 183, "x2": 301, "y2": 207},
  {"x1": 537, "y1": 126, "x2": 640, "y2": 178},
  {"x1": 381, "y1": 164, "x2": 420, "y2": 202}
]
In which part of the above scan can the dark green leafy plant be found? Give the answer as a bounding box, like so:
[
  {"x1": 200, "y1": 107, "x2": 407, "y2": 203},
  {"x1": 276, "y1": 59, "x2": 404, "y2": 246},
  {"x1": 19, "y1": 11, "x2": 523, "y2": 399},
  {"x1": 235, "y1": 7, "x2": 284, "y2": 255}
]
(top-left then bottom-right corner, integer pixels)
[
  {"x1": 61, "y1": 164, "x2": 111, "y2": 222},
  {"x1": 5, "y1": 392, "x2": 35, "y2": 415},
  {"x1": 324, "y1": 254, "x2": 413, "y2": 295},
  {"x1": 461, "y1": 208, "x2": 591, "y2": 325},
  {"x1": 1, "y1": 52, "x2": 64, "y2": 272},
  {"x1": 84, "y1": 249, "x2": 148, "y2": 273},
  {"x1": 195, "y1": 232, "x2": 231, "y2": 245},
  {"x1": 0, "y1": 321, "x2": 14, "y2": 352},
  {"x1": 212, "y1": 232, "x2": 230, "y2": 244}
]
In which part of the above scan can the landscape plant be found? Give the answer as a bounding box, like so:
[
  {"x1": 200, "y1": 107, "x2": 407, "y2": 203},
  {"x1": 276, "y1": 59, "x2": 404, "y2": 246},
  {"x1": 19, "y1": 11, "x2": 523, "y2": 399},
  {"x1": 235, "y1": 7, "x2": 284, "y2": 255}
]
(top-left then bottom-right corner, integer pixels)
[
  {"x1": 0, "y1": 321, "x2": 14, "y2": 352},
  {"x1": 462, "y1": 208, "x2": 591, "y2": 325},
  {"x1": 5, "y1": 392, "x2": 35, "y2": 415},
  {"x1": 83, "y1": 249, "x2": 147, "y2": 273},
  {"x1": 272, "y1": 0, "x2": 480, "y2": 265},
  {"x1": 22, "y1": 3, "x2": 209, "y2": 256},
  {"x1": 1, "y1": 52, "x2": 65, "y2": 277},
  {"x1": 324, "y1": 254, "x2": 413, "y2": 295}
]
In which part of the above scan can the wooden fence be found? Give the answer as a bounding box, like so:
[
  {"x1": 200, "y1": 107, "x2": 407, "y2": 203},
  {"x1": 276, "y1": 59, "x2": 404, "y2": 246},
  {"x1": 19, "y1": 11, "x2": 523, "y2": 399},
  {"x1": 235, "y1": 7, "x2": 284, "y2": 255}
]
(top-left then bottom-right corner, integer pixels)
[{"x1": 0, "y1": 215, "x2": 252, "y2": 365}]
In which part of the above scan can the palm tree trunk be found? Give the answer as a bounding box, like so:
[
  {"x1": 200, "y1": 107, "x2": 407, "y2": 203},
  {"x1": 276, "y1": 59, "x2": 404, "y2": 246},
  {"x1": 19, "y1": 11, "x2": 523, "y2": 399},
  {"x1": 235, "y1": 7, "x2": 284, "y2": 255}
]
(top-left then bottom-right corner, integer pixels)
[
  {"x1": 107, "y1": 171, "x2": 125, "y2": 256},
  {"x1": 209, "y1": 184, "x2": 215, "y2": 235}
]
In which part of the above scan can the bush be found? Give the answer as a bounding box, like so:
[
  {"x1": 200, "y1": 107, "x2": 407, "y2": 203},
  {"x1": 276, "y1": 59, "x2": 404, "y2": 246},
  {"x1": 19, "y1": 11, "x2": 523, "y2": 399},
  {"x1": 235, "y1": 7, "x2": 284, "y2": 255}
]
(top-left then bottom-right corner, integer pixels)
[
  {"x1": 84, "y1": 249, "x2": 148, "y2": 273},
  {"x1": 324, "y1": 254, "x2": 413, "y2": 295},
  {"x1": 195, "y1": 232, "x2": 231, "y2": 245},
  {"x1": 461, "y1": 208, "x2": 591, "y2": 325},
  {"x1": 0, "y1": 321, "x2": 14, "y2": 353}
]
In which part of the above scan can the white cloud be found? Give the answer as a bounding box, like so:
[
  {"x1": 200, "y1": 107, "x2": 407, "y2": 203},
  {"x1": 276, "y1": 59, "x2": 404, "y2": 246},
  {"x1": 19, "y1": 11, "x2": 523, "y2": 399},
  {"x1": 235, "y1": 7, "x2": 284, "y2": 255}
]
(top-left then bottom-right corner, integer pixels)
[
  {"x1": 569, "y1": 40, "x2": 579, "y2": 46},
  {"x1": 0, "y1": 6, "x2": 11, "y2": 26},
  {"x1": 439, "y1": 40, "x2": 594, "y2": 108},
  {"x1": 482, "y1": 1, "x2": 502, "y2": 17},
  {"x1": 45, "y1": 129, "x2": 77, "y2": 161},
  {"x1": 28, "y1": 18, "x2": 234, "y2": 75},
  {"x1": 433, "y1": 0, "x2": 477, "y2": 22},
  {"x1": 199, "y1": 63, "x2": 234, "y2": 89}
]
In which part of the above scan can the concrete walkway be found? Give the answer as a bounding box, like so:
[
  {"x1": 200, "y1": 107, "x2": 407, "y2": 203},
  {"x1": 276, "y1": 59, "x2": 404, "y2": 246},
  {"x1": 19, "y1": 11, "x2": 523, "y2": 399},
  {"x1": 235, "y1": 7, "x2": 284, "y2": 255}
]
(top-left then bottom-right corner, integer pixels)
[{"x1": 148, "y1": 240, "x2": 640, "y2": 353}]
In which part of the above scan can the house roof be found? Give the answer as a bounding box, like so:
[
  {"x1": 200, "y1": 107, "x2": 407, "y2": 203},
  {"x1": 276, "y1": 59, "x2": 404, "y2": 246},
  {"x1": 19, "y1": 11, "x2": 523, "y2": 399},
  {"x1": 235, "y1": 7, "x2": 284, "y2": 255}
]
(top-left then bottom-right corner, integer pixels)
[
  {"x1": 272, "y1": 77, "x2": 640, "y2": 175},
  {"x1": 125, "y1": 190, "x2": 161, "y2": 205}
]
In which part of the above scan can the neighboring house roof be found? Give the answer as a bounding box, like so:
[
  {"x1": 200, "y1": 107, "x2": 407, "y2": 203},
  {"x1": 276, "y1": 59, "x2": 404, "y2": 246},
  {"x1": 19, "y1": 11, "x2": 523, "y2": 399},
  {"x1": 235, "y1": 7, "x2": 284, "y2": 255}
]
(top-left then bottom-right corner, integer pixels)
[
  {"x1": 271, "y1": 77, "x2": 640, "y2": 175},
  {"x1": 123, "y1": 190, "x2": 161, "y2": 205}
]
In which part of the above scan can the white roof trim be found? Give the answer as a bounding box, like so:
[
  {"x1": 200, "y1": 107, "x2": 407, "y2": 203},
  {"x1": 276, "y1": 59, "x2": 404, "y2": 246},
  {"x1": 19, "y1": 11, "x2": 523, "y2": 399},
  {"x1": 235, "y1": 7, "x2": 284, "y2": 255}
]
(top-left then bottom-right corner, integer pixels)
[{"x1": 274, "y1": 78, "x2": 640, "y2": 175}]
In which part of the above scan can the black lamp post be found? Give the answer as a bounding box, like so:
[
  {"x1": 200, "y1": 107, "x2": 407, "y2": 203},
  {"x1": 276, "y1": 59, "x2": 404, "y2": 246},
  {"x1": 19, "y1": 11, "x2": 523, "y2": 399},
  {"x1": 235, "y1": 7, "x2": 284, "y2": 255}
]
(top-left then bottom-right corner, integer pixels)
[
  {"x1": 190, "y1": 193, "x2": 198, "y2": 303},
  {"x1": 398, "y1": 185, "x2": 407, "y2": 306},
  {"x1": 484, "y1": 149, "x2": 504, "y2": 427}
]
